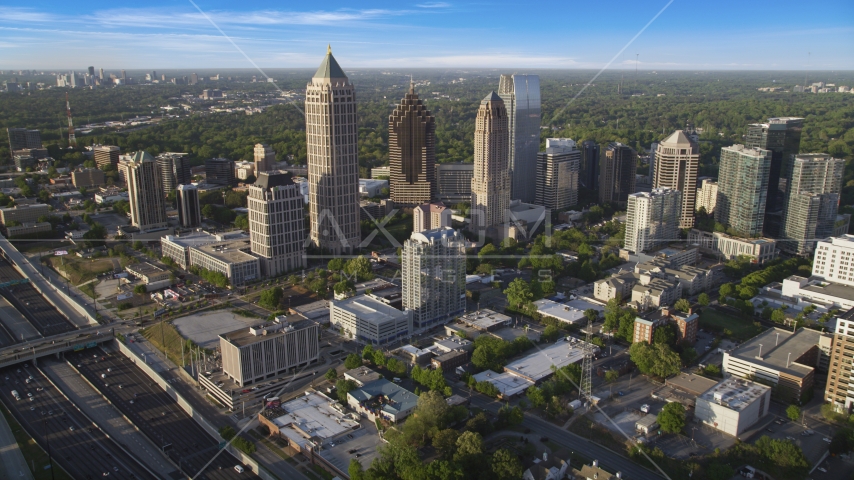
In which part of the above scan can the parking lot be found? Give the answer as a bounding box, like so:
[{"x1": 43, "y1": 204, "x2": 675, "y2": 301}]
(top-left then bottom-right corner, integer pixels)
[
  {"x1": 751, "y1": 414, "x2": 833, "y2": 466},
  {"x1": 174, "y1": 310, "x2": 262, "y2": 349}
]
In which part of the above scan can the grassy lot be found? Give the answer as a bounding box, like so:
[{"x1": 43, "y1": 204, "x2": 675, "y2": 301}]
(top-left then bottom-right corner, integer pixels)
[
  {"x1": 141, "y1": 321, "x2": 193, "y2": 366},
  {"x1": 0, "y1": 403, "x2": 74, "y2": 480},
  {"x1": 78, "y1": 282, "x2": 99, "y2": 300},
  {"x1": 698, "y1": 308, "x2": 765, "y2": 341},
  {"x1": 15, "y1": 240, "x2": 72, "y2": 254},
  {"x1": 45, "y1": 255, "x2": 116, "y2": 285}
]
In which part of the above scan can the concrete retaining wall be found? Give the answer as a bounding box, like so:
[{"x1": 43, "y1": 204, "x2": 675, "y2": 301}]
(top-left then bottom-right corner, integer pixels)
[{"x1": 114, "y1": 339, "x2": 278, "y2": 480}]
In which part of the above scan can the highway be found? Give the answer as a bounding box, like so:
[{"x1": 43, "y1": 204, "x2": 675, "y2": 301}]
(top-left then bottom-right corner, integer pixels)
[
  {"x1": 0, "y1": 362, "x2": 158, "y2": 480},
  {"x1": 74, "y1": 349, "x2": 258, "y2": 480},
  {"x1": 0, "y1": 257, "x2": 77, "y2": 337}
]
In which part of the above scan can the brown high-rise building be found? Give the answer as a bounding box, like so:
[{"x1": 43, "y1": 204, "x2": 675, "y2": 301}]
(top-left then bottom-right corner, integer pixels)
[
  {"x1": 653, "y1": 130, "x2": 700, "y2": 229},
  {"x1": 93, "y1": 145, "x2": 120, "y2": 169},
  {"x1": 389, "y1": 80, "x2": 436, "y2": 206},
  {"x1": 471, "y1": 92, "x2": 511, "y2": 231},
  {"x1": 599, "y1": 142, "x2": 637, "y2": 207}
]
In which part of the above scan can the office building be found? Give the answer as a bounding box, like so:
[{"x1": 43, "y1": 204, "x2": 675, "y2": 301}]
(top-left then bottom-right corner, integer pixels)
[
  {"x1": 401, "y1": 228, "x2": 466, "y2": 331},
  {"x1": 248, "y1": 171, "x2": 307, "y2": 276},
  {"x1": 695, "y1": 178, "x2": 718, "y2": 213},
  {"x1": 220, "y1": 323, "x2": 320, "y2": 387},
  {"x1": 254, "y1": 143, "x2": 276, "y2": 174},
  {"x1": 723, "y1": 327, "x2": 825, "y2": 402},
  {"x1": 715, "y1": 145, "x2": 772, "y2": 237},
  {"x1": 745, "y1": 117, "x2": 803, "y2": 213},
  {"x1": 412, "y1": 203, "x2": 451, "y2": 233},
  {"x1": 305, "y1": 46, "x2": 360, "y2": 254},
  {"x1": 471, "y1": 92, "x2": 511, "y2": 231},
  {"x1": 653, "y1": 130, "x2": 700, "y2": 228},
  {"x1": 825, "y1": 309, "x2": 854, "y2": 411},
  {"x1": 687, "y1": 229, "x2": 778, "y2": 264},
  {"x1": 234, "y1": 161, "x2": 255, "y2": 181},
  {"x1": 125, "y1": 262, "x2": 171, "y2": 290},
  {"x1": 120, "y1": 151, "x2": 168, "y2": 231},
  {"x1": 624, "y1": 188, "x2": 681, "y2": 254},
  {"x1": 781, "y1": 154, "x2": 844, "y2": 255},
  {"x1": 330, "y1": 294, "x2": 413, "y2": 345},
  {"x1": 121, "y1": 70, "x2": 126, "y2": 82},
  {"x1": 71, "y1": 168, "x2": 105, "y2": 188},
  {"x1": 813, "y1": 235, "x2": 854, "y2": 287},
  {"x1": 157, "y1": 153, "x2": 191, "y2": 194},
  {"x1": 599, "y1": 142, "x2": 637, "y2": 206},
  {"x1": 205, "y1": 158, "x2": 235, "y2": 187},
  {"x1": 695, "y1": 378, "x2": 771, "y2": 437},
  {"x1": 176, "y1": 184, "x2": 201, "y2": 228},
  {"x1": 0, "y1": 203, "x2": 50, "y2": 226},
  {"x1": 536, "y1": 138, "x2": 580, "y2": 210},
  {"x1": 161, "y1": 231, "x2": 247, "y2": 269},
  {"x1": 388, "y1": 80, "x2": 436, "y2": 206},
  {"x1": 580, "y1": 140, "x2": 599, "y2": 189},
  {"x1": 93, "y1": 145, "x2": 120, "y2": 169},
  {"x1": 6, "y1": 222, "x2": 51, "y2": 237},
  {"x1": 436, "y1": 163, "x2": 473, "y2": 204},
  {"x1": 371, "y1": 166, "x2": 390, "y2": 179},
  {"x1": 498, "y1": 74, "x2": 540, "y2": 203},
  {"x1": 188, "y1": 236, "x2": 259, "y2": 286},
  {"x1": 7, "y1": 128, "x2": 42, "y2": 151}
]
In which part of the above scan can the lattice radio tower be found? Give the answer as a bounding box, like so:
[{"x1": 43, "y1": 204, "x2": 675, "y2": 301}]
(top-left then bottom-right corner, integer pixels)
[
  {"x1": 579, "y1": 316, "x2": 593, "y2": 404},
  {"x1": 66, "y1": 92, "x2": 76, "y2": 147}
]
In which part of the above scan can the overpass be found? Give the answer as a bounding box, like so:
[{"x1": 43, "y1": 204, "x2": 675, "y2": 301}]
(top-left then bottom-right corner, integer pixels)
[{"x1": 0, "y1": 325, "x2": 114, "y2": 369}]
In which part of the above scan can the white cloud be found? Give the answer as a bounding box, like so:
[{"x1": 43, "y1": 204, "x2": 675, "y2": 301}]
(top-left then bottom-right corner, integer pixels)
[
  {"x1": 416, "y1": 2, "x2": 451, "y2": 8},
  {"x1": 0, "y1": 7, "x2": 57, "y2": 22}
]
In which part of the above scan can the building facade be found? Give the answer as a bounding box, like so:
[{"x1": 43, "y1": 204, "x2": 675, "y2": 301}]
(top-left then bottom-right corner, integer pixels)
[
  {"x1": 781, "y1": 154, "x2": 845, "y2": 255},
  {"x1": 536, "y1": 138, "x2": 580, "y2": 210},
  {"x1": 695, "y1": 178, "x2": 718, "y2": 213},
  {"x1": 388, "y1": 81, "x2": 436, "y2": 206},
  {"x1": 330, "y1": 294, "x2": 413, "y2": 345},
  {"x1": 71, "y1": 168, "x2": 105, "y2": 188},
  {"x1": 471, "y1": 92, "x2": 511, "y2": 231},
  {"x1": 188, "y1": 240, "x2": 260, "y2": 286},
  {"x1": 401, "y1": 228, "x2": 466, "y2": 331},
  {"x1": 436, "y1": 163, "x2": 473, "y2": 204},
  {"x1": 498, "y1": 74, "x2": 540, "y2": 203},
  {"x1": 305, "y1": 47, "x2": 361, "y2": 254},
  {"x1": 695, "y1": 378, "x2": 771, "y2": 437},
  {"x1": 93, "y1": 145, "x2": 120, "y2": 169},
  {"x1": 176, "y1": 184, "x2": 201, "y2": 228},
  {"x1": 624, "y1": 188, "x2": 681, "y2": 254},
  {"x1": 7, "y1": 128, "x2": 42, "y2": 151},
  {"x1": 156, "y1": 153, "x2": 191, "y2": 194},
  {"x1": 825, "y1": 310, "x2": 854, "y2": 412},
  {"x1": 580, "y1": 140, "x2": 599, "y2": 189},
  {"x1": 716, "y1": 145, "x2": 772, "y2": 237},
  {"x1": 744, "y1": 117, "x2": 803, "y2": 214},
  {"x1": 687, "y1": 229, "x2": 778, "y2": 264},
  {"x1": 412, "y1": 203, "x2": 451, "y2": 233},
  {"x1": 254, "y1": 143, "x2": 276, "y2": 174},
  {"x1": 248, "y1": 171, "x2": 307, "y2": 276},
  {"x1": 813, "y1": 235, "x2": 854, "y2": 287},
  {"x1": 652, "y1": 130, "x2": 700, "y2": 228},
  {"x1": 220, "y1": 323, "x2": 320, "y2": 387},
  {"x1": 205, "y1": 158, "x2": 235, "y2": 187},
  {"x1": 599, "y1": 142, "x2": 637, "y2": 206},
  {"x1": 120, "y1": 151, "x2": 168, "y2": 231}
]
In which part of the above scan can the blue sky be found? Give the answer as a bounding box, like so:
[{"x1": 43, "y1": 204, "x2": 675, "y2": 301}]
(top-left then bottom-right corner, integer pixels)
[{"x1": 1, "y1": 0, "x2": 852, "y2": 70}]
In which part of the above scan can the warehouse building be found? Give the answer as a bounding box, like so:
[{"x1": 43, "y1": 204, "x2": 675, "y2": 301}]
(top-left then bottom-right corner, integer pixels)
[{"x1": 695, "y1": 377, "x2": 771, "y2": 437}]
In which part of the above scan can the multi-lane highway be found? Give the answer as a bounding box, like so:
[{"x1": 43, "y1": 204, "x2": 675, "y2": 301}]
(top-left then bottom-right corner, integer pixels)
[
  {"x1": 74, "y1": 350, "x2": 258, "y2": 480},
  {"x1": 0, "y1": 362, "x2": 158, "y2": 479},
  {"x1": 0, "y1": 258, "x2": 76, "y2": 338}
]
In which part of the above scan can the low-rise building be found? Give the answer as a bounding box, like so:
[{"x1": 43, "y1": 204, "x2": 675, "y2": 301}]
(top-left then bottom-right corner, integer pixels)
[
  {"x1": 329, "y1": 295, "x2": 412, "y2": 346},
  {"x1": 633, "y1": 308, "x2": 699, "y2": 345},
  {"x1": 94, "y1": 187, "x2": 128, "y2": 204},
  {"x1": 434, "y1": 336, "x2": 473, "y2": 353},
  {"x1": 220, "y1": 322, "x2": 320, "y2": 387},
  {"x1": 359, "y1": 178, "x2": 388, "y2": 197},
  {"x1": 344, "y1": 367, "x2": 383, "y2": 387},
  {"x1": 687, "y1": 229, "x2": 778, "y2": 264},
  {"x1": 695, "y1": 377, "x2": 771, "y2": 437},
  {"x1": 347, "y1": 378, "x2": 418, "y2": 422},
  {"x1": 635, "y1": 414, "x2": 659, "y2": 435},
  {"x1": 594, "y1": 271, "x2": 639, "y2": 303},
  {"x1": 188, "y1": 238, "x2": 260, "y2": 286},
  {"x1": 503, "y1": 338, "x2": 594, "y2": 383},
  {"x1": 161, "y1": 231, "x2": 247, "y2": 270},
  {"x1": 780, "y1": 275, "x2": 854, "y2": 311},
  {"x1": 533, "y1": 298, "x2": 587, "y2": 325},
  {"x1": 431, "y1": 350, "x2": 467, "y2": 372},
  {"x1": 125, "y1": 262, "x2": 171, "y2": 291},
  {"x1": 0, "y1": 203, "x2": 49, "y2": 225},
  {"x1": 258, "y1": 390, "x2": 359, "y2": 452},
  {"x1": 71, "y1": 168, "x2": 106, "y2": 188},
  {"x1": 630, "y1": 276, "x2": 681, "y2": 312},
  {"x1": 5, "y1": 222, "x2": 51, "y2": 237},
  {"x1": 457, "y1": 309, "x2": 511, "y2": 332},
  {"x1": 472, "y1": 370, "x2": 535, "y2": 398},
  {"x1": 635, "y1": 258, "x2": 722, "y2": 296}
]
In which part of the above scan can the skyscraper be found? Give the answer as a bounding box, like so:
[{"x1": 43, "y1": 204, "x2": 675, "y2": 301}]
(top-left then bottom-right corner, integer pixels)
[
  {"x1": 536, "y1": 138, "x2": 580, "y2": 210},
  {"x1": 177, "y1": 184, "x2": 201, "y2": 228},
  {"x1": 93, "y1": 145, "x2": 120, "y2": 169},
  {"x1": 248, "y1": 171, "x2": 307, "y2": 275},
  {"x1": 436, "y1": 163, "x2": 473, "y2": 204},
  {"x1": 205, "y1": 158, "x2": 235, "y2": 187},
  {"x1": 171, "y1": 153, "x2": 192, "y2": 186},
  {"x1": 624, "y1": 188, "x2": 682, "y2": 254},
  {"x1": 121, "y1": 69, "x2": 126, "y2": 82},
  {"x1": 781, "y1": 154, "x2": 844, "y2": 255},
  {"x1": 580, "y1": 140, "x2": 600, "y2": 189},
  {"x1": 744, "y1": 117, "x2": 803, "y2": 213},
  {"x1": 652, "y1": 130, "x2": 700, "y2": 229},
  {"x1": 471, "y1": 92, "x2": 511, "y2": 232},
  {"x1": 87, "y1": 66, "x2": 95, "y2": 77},
  {"x1": 715, "y1": 145, "x2": 772, "y2": 238},
  {"x1": 599, "y1": 142, "x2": 637, "y2": 206},
  {"x1": 156, "y1": 154, "x2": 178, "y2": 195},
  {"x1": 401, "y1": 227, "x2": 466, "y2": 331},
  {"x1": 389, "y1": 79, "x2": 436, "y2": 206},
  {"x1": 254, "y1": 143, "x2": 275, "y2": 174},
  {"x1": 498, "y1": 74, "x2": 540, "y2": 203},
  {"x1": 99, "y1": 68, "x2": 104, "y2": 80},
  {"x1": 7, "y1": 128, "x2": 42, "y2": 152},
  {"x1": 120, "y1": 151, "x2": 168, "y2": 231},
  {"x1": 305, "y1": 46, "x2": 360, "y2": 254}
]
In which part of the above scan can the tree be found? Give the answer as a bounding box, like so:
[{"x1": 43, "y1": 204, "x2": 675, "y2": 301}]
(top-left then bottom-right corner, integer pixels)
[
  {"x1": 698, "y1": 292, "x2": 710, "y2": 306},
  {"x1": 786, "y1": 404, "x2": 801, "y2": 422},
  {"x1": 258, "y1": 286, "x2": 284, "y2": 310},
  {"x1": 328, "y1": 258, "x2": 344, "y2": 271},
  {"x1": 771, "y1": 308, "x2": 787, "y2": 323},
  {"x1": 348, "y1": 459, "x2": 366, "y2": 480},
  {"x1": 133, "y1": 284, "x2": 147, "y2": 295},
  {"x1": 491, "y1": 448, "x2": 524, "y2": 480},
  {"x1": 605, "y1": 369, "x2": 619, "y2": 383},
  {"x1": 344, "y1": 354, "x2": 362, "y2": 370},
  {"x1": 454, "y1": 431, "x2": 484, "y2": 460},
  {"x1": 234, "y1": 214, "x2": 248, "y2": 230},
  {"x1": 362, "y1": 345, "x2": 375, "y2": 360},
  {"x1": 680, "y1": 347, "x2": 698, "y2": 366},
  {"x1": 657, "y1": 402, "x2": 686, "y2": 433},
  {"x1": 542, "y1": 324, "x2": 562, "y2": 342},
  {"x1": 335, "y1": 379, "x2": 357, "y2": 403},
  {"x1": 432, "y1": 428, "x2": 459, "y2": 459},
  {"x1": 629, "y1": 342, "x2": 681, "y2": 378},
  {"x1": 344, "y1": 256, "x2": 372, "y2": 281},
  {"x1": 504, "y1": 278, "x2": 533, "y2": 309},
  {"x1": 653, "y1": 324, "x2": 676, "y2": 346},
  {"x1": 584, "y1": 309, "x2": 599, "y2": 323},
  {"x1": 464, "y1": 412, "x2": 493, "y2": 436},
  {"x1": 674, "y1": 298, "x2": 691, "y2": 312},
  {"x1": 527, "y1": 385, "x2": 546, "y2": 408},
  {"x1": 325, "y1": 368, "x2": 337, "y2": 382},
  {"x1": 719, "y1": 283, "x2": 734, "y2": 298}
]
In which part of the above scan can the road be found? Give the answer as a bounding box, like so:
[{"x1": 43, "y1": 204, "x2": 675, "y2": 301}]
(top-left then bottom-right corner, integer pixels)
[
  {"x1": 0, "y1": 396, "x2": 33, "y2": 480},
  {"x1": 0, "y1": 362, "x2": 158, "y2": 479},
  {"x1": 39, "y1": 358, "x2": 180, "y2": 479}
]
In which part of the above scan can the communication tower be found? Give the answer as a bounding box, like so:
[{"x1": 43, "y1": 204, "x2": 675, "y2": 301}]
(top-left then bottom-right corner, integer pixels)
[
  {"x1": 579, "y1": 316, "x2": 593, "y2": 404},
  {"x1": 66, "y1": 92, "x2": 76, "y2": 147}
]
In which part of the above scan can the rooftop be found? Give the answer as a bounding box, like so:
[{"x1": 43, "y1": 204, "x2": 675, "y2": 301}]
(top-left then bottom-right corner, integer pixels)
[
  {"x1": 194, "y1": 239, "x2": 256, "y2": 264},
  {"x1": 472, "y1": 369, "x2": 534, "y2": 397},
  {"x1": 800, "y1": 279, "x2": 854, "y2": 302},
  {"x1": 220, "y1": 320, "x2": 315, "y2": 348},
  {"x1": 458, "y1": 309, "x2": 511, "y2": 330},
  {"x1": 697, "y1": 377, "x2": 770, "y2": 412},
  {"x1": 410, "y1": 226, "x2": 460, "y2": 244},
  {"x1": 661, "y1": 130, "x2": 695, "y2": 146},
  {"x1": 533, "y1": 299, "x2": 587, "y2": 325},
  {"x1": 163, "y1": 230, "x2": 248, "y2": 249},
  {"x1": 347, "y1": 378, "x2": 418, "y2": 418},
  {"x1": 344, "y1": 367, "x2": 383, "y2": 386},
  {"x1": 665, "y1": 372, "x2": 720, "y2": 397},
  {"x1": 503, "y1": 338, "x2": 591, "y2": 382},
  {"x1": 267, "y1": 391, "x2": 359, "y2": 448},
  {"x1": 313, "y1": 46, "x2": 348, "y2": 80},
  {"x1": 727, "y1": 327, "x2": 822, "y2": 377},
  {"x1": 332, "y1": 295, "x2": 408, "y2": 326},
  {"x1": 126, "y1": 262, "x2": 166, "y2": 276},
  {"x1": 254, "y1": 171, "x2": 294, "y2": 190}
]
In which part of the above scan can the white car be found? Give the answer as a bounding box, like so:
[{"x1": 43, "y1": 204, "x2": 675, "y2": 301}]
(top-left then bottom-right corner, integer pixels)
[
  {"x1": 818, "y1": 467, "x2": 828, "y2": 473},
  {"x1": 69, "y1": 426, "x2": 75, "y2": 431},
  {"x1": 823, "y1": 437, "x2": 832, "y2": 443}
]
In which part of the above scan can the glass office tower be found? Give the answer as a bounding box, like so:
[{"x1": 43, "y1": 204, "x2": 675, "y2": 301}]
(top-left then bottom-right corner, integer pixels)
[{"x1": 498, "y1": 74, "x2": 541, "y2": 204}]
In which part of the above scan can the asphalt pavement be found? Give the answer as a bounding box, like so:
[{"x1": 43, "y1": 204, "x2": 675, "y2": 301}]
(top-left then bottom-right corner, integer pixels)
[{"x1": 0, "y1": 397, "x2": 33, "y2": 480}]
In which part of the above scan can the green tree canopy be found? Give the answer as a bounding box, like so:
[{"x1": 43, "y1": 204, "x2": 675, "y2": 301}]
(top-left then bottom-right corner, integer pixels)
[{"x1": 657, "y1": 402, "x2": 686, "y2": 433}]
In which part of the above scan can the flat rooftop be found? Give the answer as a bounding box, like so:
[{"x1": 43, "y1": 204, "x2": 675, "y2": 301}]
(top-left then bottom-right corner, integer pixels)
[
  {"x1": 268, "y1": 391, "x2": 359, "y2": 448},
  {"x1": 194, "y1": 239, "x2": 256, "y2": 264},
  {"x1": 727, "y1": 327, "x2": 821, "y2": 377},
  {"x1": 220, "y1": 319, "x2": 314, "y2": 347},
  {"x1": 344, "y1": 367, "x2": 383, "y2": 386},
  {"x1": 533, "y1": 299, "x2": 586, "y2": 325},
  {"x1": 801, "y1": 280, "x2": 854, "y2": 302},
  {"x1": 666, "y1": 372, "x2": 720, "y2": 397},
  {"x1": 472, "y1": 370, "x2": 534, "y2": 397},
  {"x1": 164, "y1": 230, "x2": 248, "y2": 248},
  {"x1": 126, "y1": 262, "x2": 165, "y2": 275},
  {"x1": 697, "y1": 377, "x2": 770, "y2": 412},
  {"x1": 332, "y1": 295, "x2": 408, "y2": 326},
  {"x1": 458, "y1": 309, "x2": 511, "y2": 330},
  {"x1": 348, "y1": 379, "x2": 418, "y2": 418},
  {"x1": 504, "y1": 338, "x2": 591, "y2": 382},
  {"x1": 291, "y1": 300, "x2": 330, "y2": 320}
]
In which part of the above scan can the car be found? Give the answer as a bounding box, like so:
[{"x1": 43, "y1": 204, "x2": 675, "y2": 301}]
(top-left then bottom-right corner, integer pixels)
[
  {"x1": 69, "y1": 426, "x2": 75, "y2": 431},
  {"x1": 48, "y1": 410, "x2": 52, "y2": 415},
  {"x1": 823, "y1": 437, "x2": 832, "y2": 443},
  {"x1": 102, "y1": 473, "x2": 110, "y2": 477},
  {"x1": 129, "y1": 400, "x2": 134, "y2": 404},
  {"x1": 818, "y1": 468, "x2": 827, "y2": 473},
  {"x1": 234, "y1": 466, "x2": 244, "y2": 474},
  {"x1": 30, "y1": 407, "x2": 34, "y2": 411},
  {"x1": 27, "y1": 393, "x2": 32, "y2": 397},
  {"x1": 618, "y1": 391, "x2": 625, "y2": 396},
  {"x1": 766, "y1": 428, "x2": 774, "y2": 432},
  {"x1": 113, "y1": 467, "x2": 118, "y2": 472},
  {"x1": 786, "y1": 436, "x2": 796, "y2": 441},
  {"x1": 356, "y1": 453, "x2": 362, "y2": 457},
  {"x1": 348, "y1": 449, "x2": 357, "y2": 454}
]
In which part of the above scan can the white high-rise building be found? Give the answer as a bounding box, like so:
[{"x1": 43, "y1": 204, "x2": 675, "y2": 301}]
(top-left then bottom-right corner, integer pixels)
[
  {"x1": 305, "y1": 46, "x2": 360, "y2": 254},
  {"x1": 535, "y1": 138, "x2": 580, "y2": 210},
  {"x1": 471, "y1": 92, "x2": 511, "y2": 232},
  {"x1": 254, "y1": 143, "x2": 275, "y2": 174},
  {"x1": 120, "y1": 151, "x2": 168, "y2": 231},
  {"x1": 813, "y1": 235, "x2": 854, "y2": 287},
  {"x1": 653, "y1": 131, "x2": 700, "y2": 229},
  {"x1": 624, "y1": 188, "x2": 682, "y2": 254},
  {"x1": 176, "y1": 184, "x2": 201, "y2": 228},
  {"x1": 695, "y1": 178, "x2": 718, "y2": 214},
  {"x1": 401, "y1": 228, "x2": 466, "y2": 331},
  {"x1": 248, "y1": 171, "x2": 307, "y2": 276},
  {"x1": 498, "y1": 74, "x2": 541, "y2": 204}
]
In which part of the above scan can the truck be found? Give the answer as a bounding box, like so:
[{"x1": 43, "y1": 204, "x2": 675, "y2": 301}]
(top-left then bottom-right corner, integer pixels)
[{"x1": 11, "y1": 390, "x2": 20, "y2": 400}]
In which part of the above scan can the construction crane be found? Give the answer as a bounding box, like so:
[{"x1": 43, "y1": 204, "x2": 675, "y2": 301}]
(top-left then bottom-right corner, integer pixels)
[{"x1": 66, "y1": 92, "x2": 76, "y2": 147}]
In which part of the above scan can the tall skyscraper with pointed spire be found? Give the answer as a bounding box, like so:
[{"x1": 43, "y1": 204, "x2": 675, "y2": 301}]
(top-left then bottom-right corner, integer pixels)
[
  {"x1": 471, "y1": 92, "x2": 511, "y2": 231},
  {"x1": 498, "y1": 74, "x2": 541, "y2": 204},
  {"x1": 305, "y1": 46, "x2": 360, "y2": 254},
  {"x1": 389, "y1": 79, "x2": 436, "y2": 206}
]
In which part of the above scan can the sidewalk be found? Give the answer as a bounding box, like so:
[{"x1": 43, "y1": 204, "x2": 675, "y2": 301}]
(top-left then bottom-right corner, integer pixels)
[{"x1": 0, "y1": 402, "x2": 34, "y2": 480}]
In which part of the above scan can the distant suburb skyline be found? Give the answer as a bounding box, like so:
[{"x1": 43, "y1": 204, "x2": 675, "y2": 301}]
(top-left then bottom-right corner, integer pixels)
[{"x1": 1, "y1": 0, "x2": 852, "y2": 70}]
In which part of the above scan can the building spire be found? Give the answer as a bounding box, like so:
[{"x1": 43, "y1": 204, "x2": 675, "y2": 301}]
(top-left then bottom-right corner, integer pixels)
[
  {"x1": 327, "y1": 44, "x2": 331, "y2": 55},
  {"x1": 409, "y1": 75, "x2": 414, "y2": 94}
]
